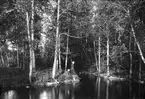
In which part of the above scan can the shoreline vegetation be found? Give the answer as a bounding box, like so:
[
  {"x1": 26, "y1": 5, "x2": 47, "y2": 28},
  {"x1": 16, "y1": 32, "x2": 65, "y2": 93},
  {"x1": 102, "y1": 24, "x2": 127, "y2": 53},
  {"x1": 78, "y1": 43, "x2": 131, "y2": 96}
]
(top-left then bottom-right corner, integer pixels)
[
  {"x1": 1, "y1": 66, "x2": 145, "y2": 88},
  {"x1": 0, "y1": 67, "x2": 29, "y2": 88},
  {"x1": 0, "y1": 67, "x2": 80, "y2": 88},
  {"x1": 83, "y1": 66, "x2": 145, "y2": 84},
  {"x1": 32, "y1": 68, "x2": 80, "y2": 87}
]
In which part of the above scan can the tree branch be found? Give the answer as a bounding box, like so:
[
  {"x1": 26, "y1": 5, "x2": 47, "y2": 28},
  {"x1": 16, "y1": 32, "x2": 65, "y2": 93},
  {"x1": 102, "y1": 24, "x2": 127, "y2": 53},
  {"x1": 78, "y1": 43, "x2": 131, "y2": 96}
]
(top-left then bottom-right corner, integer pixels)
[
  {"x1": 0, "y1": 9, "x2": 15, "y2": 19},
  {"x1": 59, "y1": 33, "x2": 86, "y2": 39}
]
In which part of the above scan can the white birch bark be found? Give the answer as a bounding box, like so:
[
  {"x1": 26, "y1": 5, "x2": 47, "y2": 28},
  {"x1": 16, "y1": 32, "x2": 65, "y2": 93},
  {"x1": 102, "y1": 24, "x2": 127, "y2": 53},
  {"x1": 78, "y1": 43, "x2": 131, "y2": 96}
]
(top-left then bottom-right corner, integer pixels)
[
  {"x1": 131, "y1": 24, "x2": 145, "y2": 64},
  {"x1": 107, "y1": 35, "x2": 110, "y2": 75},
  {"x1": 52, "y1": 0, "x2": 60, "y2": 79},
  {"x1": 65, "y1": 30, "x2": 69, "y2": 71},
  {"x1": 93, "y1": 40, "x2": 98, "y2": 70},
  {"x1": 26, "y1": 12, "x2": 32, "y2": 83},
  {"x1": 98, "y1": 36, "x2": 101, "y2": 73},
  {"x1": 31, "y1": 0, "x2": 35, "y2": 70},
  {"x1": 129, "y1": 32, "x2": 132, "y2": 78}
]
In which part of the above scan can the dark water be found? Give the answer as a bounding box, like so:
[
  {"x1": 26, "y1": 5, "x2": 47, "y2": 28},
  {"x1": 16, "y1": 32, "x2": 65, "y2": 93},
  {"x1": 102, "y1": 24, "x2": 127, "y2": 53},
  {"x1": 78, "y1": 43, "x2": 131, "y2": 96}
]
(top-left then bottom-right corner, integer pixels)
[{"x1": 1, "y1": 74, "x2": 145, "y2": 99}]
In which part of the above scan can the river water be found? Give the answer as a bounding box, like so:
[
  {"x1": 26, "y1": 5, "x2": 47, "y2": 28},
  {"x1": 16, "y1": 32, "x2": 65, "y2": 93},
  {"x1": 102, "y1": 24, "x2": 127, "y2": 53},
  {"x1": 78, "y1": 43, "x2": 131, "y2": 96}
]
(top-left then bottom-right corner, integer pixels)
[{"x1": 0, "y1": 74, "x2": 145, "y2": 99}]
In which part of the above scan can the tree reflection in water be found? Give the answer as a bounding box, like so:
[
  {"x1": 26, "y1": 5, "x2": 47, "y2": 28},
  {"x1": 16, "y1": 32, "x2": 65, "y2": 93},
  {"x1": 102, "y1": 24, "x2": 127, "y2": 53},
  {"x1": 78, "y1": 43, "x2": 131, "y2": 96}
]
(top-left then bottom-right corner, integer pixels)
[
  {"x1": 38, "y1": 88, "x2": 54, "y2": 99},
  {"x1": 106, "y1": 80, "x2": 109, "y2": 99},
  {"x1": 95, "y1": 77, "x2": 101, "y2": 99},
  {"x1": 2, "y1": 90, "x2": 18, "y2": 99},
  {"x1": 129, "y1": 81, "x2": 132, "y2": 99},
  {"x1": 58, "y1": 83, "x2": 78, "y2": 99},
  {"x1": 39, "y1": 91, "x2": 49, "y2": 99},
  {"x1": 1, "y1": 75, "x2": 145, "y2": 99},
  {"x1": 36, "y1": 83, "x2": 79, "y2": 99}
]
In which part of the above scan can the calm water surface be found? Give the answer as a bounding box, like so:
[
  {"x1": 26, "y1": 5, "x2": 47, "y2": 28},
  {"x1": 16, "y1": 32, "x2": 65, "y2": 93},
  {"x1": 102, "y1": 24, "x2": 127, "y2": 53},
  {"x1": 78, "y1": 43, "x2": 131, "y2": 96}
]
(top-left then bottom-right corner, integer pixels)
[{"x1": 1, "y1": 74, "x2": 145, "y2": 99}]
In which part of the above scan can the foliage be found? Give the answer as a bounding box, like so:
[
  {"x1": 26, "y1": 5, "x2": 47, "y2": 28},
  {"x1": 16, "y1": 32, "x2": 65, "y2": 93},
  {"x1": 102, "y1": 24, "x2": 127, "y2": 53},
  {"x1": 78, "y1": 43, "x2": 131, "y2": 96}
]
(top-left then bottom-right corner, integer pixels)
[
  {"x1": 57, "y1": 70, "x2": 80, "y2": 83},
  {"x1": 32, "y1": 69, "x2": 52, "y2": 85},
  {"x1": 110, "y1": 44, "x2": 128, "y2": 68}
]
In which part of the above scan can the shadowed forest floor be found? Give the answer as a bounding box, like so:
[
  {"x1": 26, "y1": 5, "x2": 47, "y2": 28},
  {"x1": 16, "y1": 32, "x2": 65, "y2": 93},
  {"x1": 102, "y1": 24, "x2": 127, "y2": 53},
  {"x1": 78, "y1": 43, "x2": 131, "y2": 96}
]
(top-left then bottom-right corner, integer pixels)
[{"x1": 0, "y1": 67, "x2": 29, "y2": 87}]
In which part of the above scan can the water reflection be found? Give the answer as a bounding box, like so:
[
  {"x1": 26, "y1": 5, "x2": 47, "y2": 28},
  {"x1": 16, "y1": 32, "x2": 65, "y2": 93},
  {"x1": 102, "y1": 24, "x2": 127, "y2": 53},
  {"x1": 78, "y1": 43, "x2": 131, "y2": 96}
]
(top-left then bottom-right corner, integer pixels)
[
  {"x1": 95, "y1": 77, "x2": 100, "y2": 99},
  {"x1": 2, "y1": 90, "x2": 18, "y2": 99},
  {"x1": 32, "y1": 75, "x2": 145, "y2": 99},
  {"x1": 29, "y1": 89, "x2": 32, "y2": 99},
  {"x1": 1, "y1": 75, "x2": 145, "y2": 99},
  {"x1": 94, "y1": 76, "x2": 145, "y2": 99},
  {"x1": 29, "y1": 83, "x2": 80, "y2": 99},
  {"x1": 129, "y1": 81, "x2": 132, "y2": 99},
  {"x1": 106, "y1": 80, "x2": 109, "y2": 99},
  {"x1": 39, "y1": 91, "x2": 49, "y2": 99}
]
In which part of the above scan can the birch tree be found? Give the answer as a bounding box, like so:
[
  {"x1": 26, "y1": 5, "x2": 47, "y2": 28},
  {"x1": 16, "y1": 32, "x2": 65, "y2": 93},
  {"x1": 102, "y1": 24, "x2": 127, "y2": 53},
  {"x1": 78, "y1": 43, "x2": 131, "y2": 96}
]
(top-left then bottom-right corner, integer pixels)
[
  {"x1": 129, "y1": 30, "x2": 132, "y2": 78},
  {"x1": 16, "y1": 0, "x2": 35, "y2": 82},
  {"x1": 26, "y1": 12, "x2": 32, "y2": 82},
  {"x1": 65, "y1": 30, "x2": 69, "y2": 71},
  {"x1": 93, "y1": 0, "x2": 127, "y2": 74},
  {"x1": 52, "y1": 0, "x2": 60, "y2": 79},
  {"x1": 115, "y1": 1, "x2": 145, "y2": 80},
  {"x1": 30, "y1": 0, "x2": 35, "y2": 71}
]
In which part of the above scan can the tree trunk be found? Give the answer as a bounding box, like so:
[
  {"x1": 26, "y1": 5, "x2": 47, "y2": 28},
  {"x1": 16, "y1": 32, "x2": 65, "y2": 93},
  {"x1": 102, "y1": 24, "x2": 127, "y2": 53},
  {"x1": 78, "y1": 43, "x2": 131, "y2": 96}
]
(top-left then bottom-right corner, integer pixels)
[
  {"x1": 6, "y1": 53, "x2": 9, "y2": 67},
  {"x1": 82, "y1": 48, "x2": 89, "y2": 62},
  {"x1": 52, "y1": 0, "x2": 60, "y2": 79},
  {"x1": 133, "y1": 41, "x2": 137, "y2": 70},
  {"x1": 93, "y1": 40, "x2": 98, "y2": 71},
  {"x1": 107, "y1": 35, "x2": 110, "y2": 75},
  {"x1": 26, "y1": 12, "x2": 32, "y2": 83},
  {"x1": 17, "y1": 43, "x2": 19, "y2": 68},
  {"x1": 65, "y1": 30, "x2": 69, "y2": 71},
  {"x1": 98, "y1": 36, "x2": 101, "y2": 73},
  {"x1": 22, "y1": 42, "x2": 25, "y2": 70},
  {"x1": 58, "y1": 35, "x2": 62, "y2": 71},
  {"x1": 1, "y1": 54, "x2": 4, "y2": 66},
  {"x1": 129, "y1": 31, "x2": 132, "y2": 78},
  {"x1": 31, "y1": 0, "x2": 35, "y2": 71},
  {"x1": 139, "y1": 57, "x2": 142, "y2": 80},
  {"x1": 131, "y1": 24, "x2": 145, "y2": 64}
]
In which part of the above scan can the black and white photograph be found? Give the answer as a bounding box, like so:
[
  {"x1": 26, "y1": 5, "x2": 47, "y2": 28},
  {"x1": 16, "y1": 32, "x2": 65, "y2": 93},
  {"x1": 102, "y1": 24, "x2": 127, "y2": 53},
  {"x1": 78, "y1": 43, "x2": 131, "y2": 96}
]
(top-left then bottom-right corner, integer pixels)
[{"x1": 0, "y1": 0, "x2": 145, "y2": 99}]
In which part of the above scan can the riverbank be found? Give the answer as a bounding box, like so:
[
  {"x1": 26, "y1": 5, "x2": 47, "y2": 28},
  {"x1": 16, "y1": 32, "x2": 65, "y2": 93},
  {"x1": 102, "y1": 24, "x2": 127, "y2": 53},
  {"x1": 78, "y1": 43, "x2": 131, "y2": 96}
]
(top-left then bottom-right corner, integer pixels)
[
  {"x1": 32, "y1": 69, "x2": 80, "y2": 87},
  {"x1": 0, "y1": 67, "x2": 80, "y2": 88},
  {"x1": 1, "y1": 72, "x2": 145, "y2": 99},
  {"x1": 0, "y1": 67, "x2": 29, "y2": 87},
  {"x1": 82, "y1": 68, "x2": 145, "y2": 84}
]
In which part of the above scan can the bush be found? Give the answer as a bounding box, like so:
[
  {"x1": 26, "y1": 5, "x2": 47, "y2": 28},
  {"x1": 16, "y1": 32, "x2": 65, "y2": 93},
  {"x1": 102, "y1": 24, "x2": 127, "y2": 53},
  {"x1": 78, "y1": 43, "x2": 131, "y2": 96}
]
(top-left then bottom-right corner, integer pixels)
[{"x1": 57, "y1": 70, "x2": 80, "y2": 82}]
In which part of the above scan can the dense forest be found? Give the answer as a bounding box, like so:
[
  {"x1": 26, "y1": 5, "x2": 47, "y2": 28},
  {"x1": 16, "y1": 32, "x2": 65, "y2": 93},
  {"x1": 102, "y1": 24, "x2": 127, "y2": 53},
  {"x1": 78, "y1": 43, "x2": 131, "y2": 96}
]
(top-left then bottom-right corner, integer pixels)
[{"x1": 1, "y1": 0, "x2": 145, "y2": 88}]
